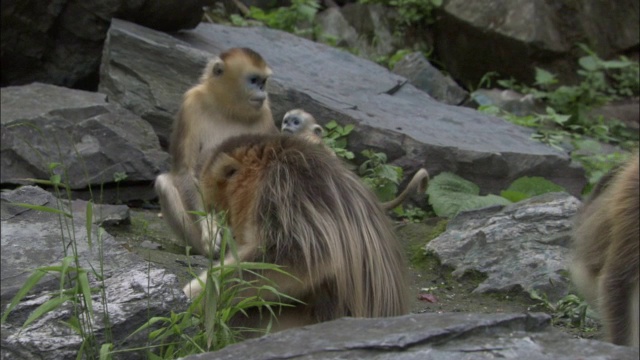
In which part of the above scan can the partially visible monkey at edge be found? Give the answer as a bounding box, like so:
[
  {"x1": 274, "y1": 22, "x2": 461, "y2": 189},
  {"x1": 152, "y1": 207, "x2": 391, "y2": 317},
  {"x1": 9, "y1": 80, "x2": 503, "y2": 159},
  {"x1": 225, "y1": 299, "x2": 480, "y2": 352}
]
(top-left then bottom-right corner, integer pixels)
[
  {"x1": 183, "y1": 133, "x2": 410, "y2": 334},
  {"x1": 571, "y1": 152, "x2": 639, "y2": 347},
  {"x1": 281, "y1": 108, "x2": 429, "y2": 210},
  {"x1": 155, "y1": 48, "x2": 278, "y2": 257}
]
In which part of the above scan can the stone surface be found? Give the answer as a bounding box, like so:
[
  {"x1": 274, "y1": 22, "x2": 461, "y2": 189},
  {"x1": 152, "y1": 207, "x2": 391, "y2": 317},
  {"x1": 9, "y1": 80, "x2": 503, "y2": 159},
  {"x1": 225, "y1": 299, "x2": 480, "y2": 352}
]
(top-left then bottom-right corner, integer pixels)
[
  {"x1": 0, "y1": 185, "x2": 187, "y2": 360},
  {"x1": 435, "y1": 0, "x2": 639, "y2": 86},
  {"x1": 472, "y1": 89, "x2": 545, "y2": 117},
  {"x1": 0, "y1": 83, "x2": 168, "y2": 198},
  {"x1": 427, "y1": 192, "x2": 581, "y2": 302},
  {"x1": 100, "y1": 19, "x2": 587, "y2": 196},
  {"x1": 393, "y1": 51, "x2": 469, "y2": 106},
  {"x1": 1, "y1": 0, "x2": 206, "y2": 89},
  {"x1": 183, "y1": 312, "x2": 639, "y2": 360}
]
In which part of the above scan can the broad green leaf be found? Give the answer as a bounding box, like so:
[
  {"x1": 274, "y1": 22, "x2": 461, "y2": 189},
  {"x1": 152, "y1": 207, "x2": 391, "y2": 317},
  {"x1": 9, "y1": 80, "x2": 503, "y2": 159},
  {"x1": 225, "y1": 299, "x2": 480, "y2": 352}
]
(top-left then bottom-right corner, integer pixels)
[
  {"x1": 534, "y1": 68, "x2": 557, "y2": 86},
  {"x1": 503, "y1": 176, "x2": 566, "y2": 199},
  {"x1": 99, "y1": 343, "x2": 113, "y2": 360}
]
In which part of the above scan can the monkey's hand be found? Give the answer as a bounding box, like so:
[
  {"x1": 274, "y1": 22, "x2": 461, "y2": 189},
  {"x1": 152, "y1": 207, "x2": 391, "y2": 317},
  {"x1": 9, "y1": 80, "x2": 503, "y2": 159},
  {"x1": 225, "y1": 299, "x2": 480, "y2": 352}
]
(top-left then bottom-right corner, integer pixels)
[{"x1": 200, "y1": 213, "x2": 222, "y2": 257}]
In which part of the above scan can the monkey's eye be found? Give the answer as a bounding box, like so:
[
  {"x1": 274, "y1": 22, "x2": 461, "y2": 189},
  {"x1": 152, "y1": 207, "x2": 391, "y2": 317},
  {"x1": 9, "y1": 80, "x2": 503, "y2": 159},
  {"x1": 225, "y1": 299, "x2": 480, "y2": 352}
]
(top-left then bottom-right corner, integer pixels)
[
  {"x1": 293, "y1": 119, "x2": 300, "y2": 125},
  {"x1": 249, "y1": 75, "x2": 261, "y2": 85}
]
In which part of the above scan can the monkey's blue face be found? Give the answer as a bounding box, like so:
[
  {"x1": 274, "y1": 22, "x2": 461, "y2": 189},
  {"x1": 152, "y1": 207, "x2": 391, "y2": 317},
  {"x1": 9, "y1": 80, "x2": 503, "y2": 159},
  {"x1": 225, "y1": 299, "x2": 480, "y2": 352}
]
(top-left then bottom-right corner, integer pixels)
[
  {"x1": 281, "y1": 113, "x2": 303, "y2": 134},
  {"x1": 247, "y1": 73, "x2": 268, "y2": 108}
]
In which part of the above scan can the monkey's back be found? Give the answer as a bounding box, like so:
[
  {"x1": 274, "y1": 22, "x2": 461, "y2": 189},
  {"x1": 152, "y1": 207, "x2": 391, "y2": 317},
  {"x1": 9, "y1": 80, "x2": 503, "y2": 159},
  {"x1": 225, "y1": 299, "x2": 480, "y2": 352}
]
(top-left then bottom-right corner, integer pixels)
[{"x1": 220, "y1": 134, "x2": 410, "y2": 319}]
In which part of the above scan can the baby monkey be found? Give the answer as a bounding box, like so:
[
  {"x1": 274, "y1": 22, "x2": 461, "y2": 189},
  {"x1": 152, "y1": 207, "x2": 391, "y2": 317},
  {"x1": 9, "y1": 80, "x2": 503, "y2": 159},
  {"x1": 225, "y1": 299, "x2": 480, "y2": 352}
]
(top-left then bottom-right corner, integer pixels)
[
  {"x1": 281, "y1": 109, "x2": 429, "y2": 210},
  {"x1": 571, "y1": 152, "x2": 639, "y2": 347}
]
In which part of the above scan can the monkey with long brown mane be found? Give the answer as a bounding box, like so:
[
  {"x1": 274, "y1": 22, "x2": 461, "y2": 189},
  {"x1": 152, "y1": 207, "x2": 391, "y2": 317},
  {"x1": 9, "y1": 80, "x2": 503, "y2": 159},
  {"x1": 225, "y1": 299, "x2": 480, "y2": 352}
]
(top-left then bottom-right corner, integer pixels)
[
  {"x1": 155, "y1": 48, "x2": 278, "y2": 256},
  {"x1": 183, "y1": 133, "x2": 410, "y2": 333},
  {"x1": 281, "y1": 108, "x2": 430, "y2": 211},
  {"x1": 571, "y1": 152, "x2": 639, "y2": 347}
]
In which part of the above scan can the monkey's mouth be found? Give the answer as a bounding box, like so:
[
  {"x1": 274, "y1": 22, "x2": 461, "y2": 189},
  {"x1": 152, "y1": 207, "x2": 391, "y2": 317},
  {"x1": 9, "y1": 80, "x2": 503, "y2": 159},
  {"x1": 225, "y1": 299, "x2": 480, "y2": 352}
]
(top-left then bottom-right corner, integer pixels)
[
  {"x1": 282, "y1": 128, "x2": 294, "y2": 134},
  {"x1": 249, "y1": 98, "x2": 265, "y2": 108}
]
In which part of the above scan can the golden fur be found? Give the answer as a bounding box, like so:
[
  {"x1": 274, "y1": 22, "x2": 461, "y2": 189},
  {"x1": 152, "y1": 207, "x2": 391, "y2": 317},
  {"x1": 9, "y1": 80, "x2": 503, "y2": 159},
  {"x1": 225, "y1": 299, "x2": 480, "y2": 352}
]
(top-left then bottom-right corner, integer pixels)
[
  {"x1": 571, "y1": 152, "x2": 639, "y2": 347},
  {"x1": 155, "y1": 48, "x2": 277, "y2": 256},
  {"x1": 184, "y1": 134, "x2": 410, "y2": 332}
]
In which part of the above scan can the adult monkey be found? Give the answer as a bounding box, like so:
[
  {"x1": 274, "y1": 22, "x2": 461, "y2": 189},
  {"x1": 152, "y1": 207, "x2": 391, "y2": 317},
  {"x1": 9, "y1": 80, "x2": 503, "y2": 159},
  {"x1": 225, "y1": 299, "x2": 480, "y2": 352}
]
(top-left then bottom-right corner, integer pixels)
[
  {"x1": 571, "y1": 152, "x2": 639, "y2": 347},
  {"x1": 281, "y1": 109, "x2": 430, "y2": 210},
  {"x1": 184, "y1": 133, "x2": 409, "y2": 334},
  {"x1": 155, "y1": 48, "x2": 278, "y2": 257}
]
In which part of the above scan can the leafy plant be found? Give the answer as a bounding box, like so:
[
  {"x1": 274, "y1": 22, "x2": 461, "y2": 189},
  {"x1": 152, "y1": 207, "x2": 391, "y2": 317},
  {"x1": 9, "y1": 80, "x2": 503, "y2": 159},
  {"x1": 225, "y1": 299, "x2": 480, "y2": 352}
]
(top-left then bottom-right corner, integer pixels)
[
  {"x1": 394, "y1": 205, "x2": 429, "y2": 223},
  {"x1": 500, "y1": 176, "x2": 566, "y2": 202},
  {"x1": 358, "y1": 149, "x2": 403, "y2": 202},
  {"x1": 530, "y1": 290, "x2": 596, "y2": 331},
  {"x1": 248, "y1": 0, "x2": 320, "y2": 35},
  {"x1": 497, "y1": 44, "x2": 639, "y2": 134},
  {"x1": 426, "y1": 172, "x2": 511, "y2": 218},
  {"x1": 360, "y1": 0, "x2": 442, "y2": 27},
  {"x1": 322, "y1": 120, "x2": 355, "y2": 160}
]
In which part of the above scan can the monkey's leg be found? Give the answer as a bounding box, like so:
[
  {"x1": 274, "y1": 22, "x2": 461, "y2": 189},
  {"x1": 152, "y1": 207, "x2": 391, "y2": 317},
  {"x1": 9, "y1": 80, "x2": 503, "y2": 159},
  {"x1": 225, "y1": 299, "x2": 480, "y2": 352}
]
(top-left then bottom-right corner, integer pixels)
[{"x1": 598, "y1": 242, "x2": 639, "y2": 346}]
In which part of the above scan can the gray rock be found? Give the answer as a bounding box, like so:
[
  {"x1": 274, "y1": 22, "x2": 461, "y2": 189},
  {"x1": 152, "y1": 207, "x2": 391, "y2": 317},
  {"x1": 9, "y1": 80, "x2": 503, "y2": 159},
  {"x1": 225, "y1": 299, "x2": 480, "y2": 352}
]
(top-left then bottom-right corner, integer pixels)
[
  {"x1": 184, "y1": 312, "x2": 638, "y2": 360},
  {"x1": 0, "y1": 185, "x2": 187, "y2": 360},
  {"x1": 101, "y1": 19, "x2": 587, "y2": 196},
  {"x1": 0, "y1": 83, "x2": 168, "y2": 199},
  {"x1": 393, "y1": 52, "x2": 469, "y2": 106},
  {"x1": 314, "y1": 7, "x2": 360, "y2": 49},
  {"x1": 427, "y1": 192, "x2": 581, "y2": 302},
  {"x1": 1, "y1": 0, "x2": 205, "y2": 88},
  {"x1": 435, "y1": 0, "x2": 639, "y2": 86}
]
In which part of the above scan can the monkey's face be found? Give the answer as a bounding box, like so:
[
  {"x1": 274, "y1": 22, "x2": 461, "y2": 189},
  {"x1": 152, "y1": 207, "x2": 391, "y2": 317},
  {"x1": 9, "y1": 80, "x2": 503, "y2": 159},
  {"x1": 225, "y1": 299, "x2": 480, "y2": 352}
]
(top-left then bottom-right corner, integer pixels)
[
  {"x1": 282, "y1": 109, "x2": 323, "y2": 137},
  {"x1": 212, "y1": 54, "x2": 272, "y2": 114},
  {"x1": 200, "y1": 150, "x2": 262, "y2": 232}
]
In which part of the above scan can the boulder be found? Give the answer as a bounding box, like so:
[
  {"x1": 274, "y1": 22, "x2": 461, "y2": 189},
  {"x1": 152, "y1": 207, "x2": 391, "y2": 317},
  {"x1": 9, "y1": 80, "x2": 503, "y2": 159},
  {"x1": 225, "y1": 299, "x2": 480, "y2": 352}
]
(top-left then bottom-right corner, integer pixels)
[
  {"x1": 1, "y1": 0, "x2": 205, "y2": 89},
  {"x1": 183, "y1": 312, "x2": 639, "y2": 360},
  {"x1": 101, "y1": 19, "x2": 587, "y2": 196},
  {"x1": 0, "y1": 83, "x2": 168, "y2": 202},
  {"x1": 435, "y1": 0, "x2": 640, "y2": 86},
  {"x1": 0, "y1": 185, "x2": 187, "y2": 359},
  {"x1": 393, "y1": 51, "x2": 470, "y2": 106},
  {"x1": 426, "y1": 192, "x2": 581, "y2": 302}
]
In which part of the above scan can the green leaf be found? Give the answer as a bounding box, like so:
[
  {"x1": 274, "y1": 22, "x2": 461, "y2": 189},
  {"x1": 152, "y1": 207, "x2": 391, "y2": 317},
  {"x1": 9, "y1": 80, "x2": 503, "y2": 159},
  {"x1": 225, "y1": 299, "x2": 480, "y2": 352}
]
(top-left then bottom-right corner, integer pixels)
[
  {"x1": 99, "y1": 343, "x2": 113, "y2": 360},
  {"x1": 10, "y1": 203, "x2": 72, "y2": 218},
  {"x1": 502, "y1": 176, "x2": 566, "y2": 200},
  {"x1": 578, "y1": 56, "x2": 599, "y2": 71},
  {"x1": 22, "y1": 294, "x2": 74, "y2": 329},
  {"x1": 85, "y1": 201, "x2": 93, "y2": 250},
  {"x1": 427, "y1": 172, "x2": 511, "y2": 217},
  {"x1": 77, "y1": 271, "x2": 94, "y2": 321},
  {"x1": 1, "y1": 270, "x2": 47, "y2": 323},
  {"x1": 534, "y1": 68, "x2": 557, "y2": 86},
  {"x1": 500, "y1": 190, "x2": 530, "y2": 203}
]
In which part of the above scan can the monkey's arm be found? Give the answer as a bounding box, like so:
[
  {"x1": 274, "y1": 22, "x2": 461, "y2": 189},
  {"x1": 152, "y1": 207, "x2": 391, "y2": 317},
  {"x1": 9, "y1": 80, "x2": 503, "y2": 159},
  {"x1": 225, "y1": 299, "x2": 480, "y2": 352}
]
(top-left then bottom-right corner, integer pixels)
[{"x1": 382, "y1": 168, "x2": 429, "y2": 210}]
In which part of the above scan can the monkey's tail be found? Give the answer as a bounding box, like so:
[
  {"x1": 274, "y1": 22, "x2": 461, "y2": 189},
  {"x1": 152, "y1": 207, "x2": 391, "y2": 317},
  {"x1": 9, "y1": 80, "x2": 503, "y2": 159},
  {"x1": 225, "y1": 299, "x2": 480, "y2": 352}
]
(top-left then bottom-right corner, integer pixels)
[{"x1": 382, "y1": 168, "x2": 429, "y2": 210}]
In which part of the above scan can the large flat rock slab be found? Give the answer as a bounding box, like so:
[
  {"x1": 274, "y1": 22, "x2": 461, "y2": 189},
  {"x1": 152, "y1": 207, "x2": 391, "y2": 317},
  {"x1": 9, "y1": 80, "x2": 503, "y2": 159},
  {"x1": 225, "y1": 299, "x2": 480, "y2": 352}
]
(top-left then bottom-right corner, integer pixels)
[
  {"x1": 184, "y1": 312, "x2": 638, "y2": 360},
  {"x1": 101, "y1": 19, "x2": 585, "y2": 195}
]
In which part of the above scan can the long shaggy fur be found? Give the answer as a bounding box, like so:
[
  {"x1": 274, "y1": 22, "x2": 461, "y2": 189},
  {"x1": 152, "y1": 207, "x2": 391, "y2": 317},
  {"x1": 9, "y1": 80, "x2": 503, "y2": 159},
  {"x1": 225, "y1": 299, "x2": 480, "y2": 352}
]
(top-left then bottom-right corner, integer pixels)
[
  {"x1": 571, "y1": 152, "x2": 639, "y2": 347},
  {"x1": 188, "y1": 134, "x2": 409, "y2": 330}
]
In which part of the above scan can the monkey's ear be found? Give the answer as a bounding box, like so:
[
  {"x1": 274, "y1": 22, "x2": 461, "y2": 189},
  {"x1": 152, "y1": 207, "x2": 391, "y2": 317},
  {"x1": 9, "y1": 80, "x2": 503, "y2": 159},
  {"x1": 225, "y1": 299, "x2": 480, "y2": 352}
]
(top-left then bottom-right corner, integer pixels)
[
  {"x1": 202, "y1": 57, "x2": 224, "y2": 81},
  {"x1": 312, "y1": 124, "x2": 323, "y2": 137},
  {"x1": 212, "y1": 61, "x2": 224, "y2": 77},
  {"x1": 211, "y1": 153, "x2": 241, "y2": 180}
]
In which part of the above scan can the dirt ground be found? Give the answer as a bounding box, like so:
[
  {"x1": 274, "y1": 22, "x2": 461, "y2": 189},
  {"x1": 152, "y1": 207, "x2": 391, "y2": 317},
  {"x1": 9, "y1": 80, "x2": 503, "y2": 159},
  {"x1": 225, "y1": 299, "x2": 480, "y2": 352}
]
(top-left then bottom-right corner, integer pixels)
[{"x1": 106, "y1": 208, "x2": 603, "y2": 342}]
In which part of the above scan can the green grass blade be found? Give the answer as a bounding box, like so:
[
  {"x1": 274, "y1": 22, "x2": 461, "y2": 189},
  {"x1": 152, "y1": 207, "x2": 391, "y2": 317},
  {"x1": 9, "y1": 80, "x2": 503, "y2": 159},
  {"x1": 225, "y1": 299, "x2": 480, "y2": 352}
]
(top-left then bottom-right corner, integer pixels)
[
  {"x1": 85, "y1": 201, "x2": 93, "y2": 249},
  {"x1": 22, "y1": 294, "x2": 73, "y2": 328},
  {"x1": 99, "y1": 343, "x2": 113, "y2": 360},
  {"x1": 59, "y1": 255, "x2": 75, "y2": 294},
  {"x1": 77, "y1": 271, "x2": 94, "y2": 321},
  {"x1": 1, "y1": 269, "x2": 47, "y2": 323},
  {"x1": 10, "y1": 202, "x2": 72, "y2": 218}
]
